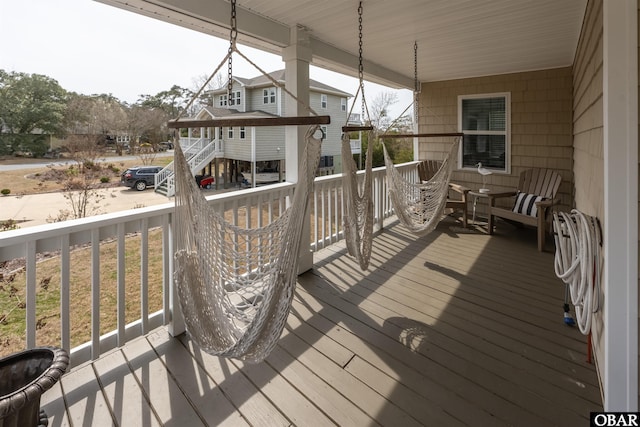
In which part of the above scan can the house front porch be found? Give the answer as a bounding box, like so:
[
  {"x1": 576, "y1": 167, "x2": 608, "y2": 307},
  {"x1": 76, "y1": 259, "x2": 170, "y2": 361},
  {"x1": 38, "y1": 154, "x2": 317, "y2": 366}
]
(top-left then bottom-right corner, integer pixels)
[{"x1": 40, "y1": 217, "x2": 602, "y2": 426}]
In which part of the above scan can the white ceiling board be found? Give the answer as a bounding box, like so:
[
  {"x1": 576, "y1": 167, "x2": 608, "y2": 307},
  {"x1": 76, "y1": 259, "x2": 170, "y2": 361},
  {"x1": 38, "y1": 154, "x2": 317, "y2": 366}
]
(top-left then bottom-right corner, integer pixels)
[{"x1": 95, "y1": 0, "x2": 587, "y2": 88}]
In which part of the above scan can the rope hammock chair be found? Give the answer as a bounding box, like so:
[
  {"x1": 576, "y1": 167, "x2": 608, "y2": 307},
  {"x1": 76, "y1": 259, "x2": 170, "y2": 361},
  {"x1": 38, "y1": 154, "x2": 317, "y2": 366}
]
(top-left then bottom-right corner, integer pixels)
[
  {"x1": 383, "y1": 137, "x2": 460, "y2": 236},
  {"x1": 171, "y1": 0, "x2": 325, "y2": 363},
  {"x1": 341, "y1": 1, "x2": 375, "y2": 271},
  {"x1": 342, "y1": 105, "x2": 374, "y2": 271},
  {"x1": 381, "y1": 41, "x2": 462, "y2": 236},
  {"x1": 173, "y1": 127, "x2": 321, "y2": 363}
]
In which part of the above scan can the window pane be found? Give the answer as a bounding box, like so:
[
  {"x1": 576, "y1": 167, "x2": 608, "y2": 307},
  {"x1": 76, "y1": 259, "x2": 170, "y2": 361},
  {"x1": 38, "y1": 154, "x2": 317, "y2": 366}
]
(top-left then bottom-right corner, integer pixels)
[
  {"x1": 462, "y1": 134, "x2": 506, "y2": 169},
  {"x1": 462, "y1": 97, "x2": 505, "y2": 131}
]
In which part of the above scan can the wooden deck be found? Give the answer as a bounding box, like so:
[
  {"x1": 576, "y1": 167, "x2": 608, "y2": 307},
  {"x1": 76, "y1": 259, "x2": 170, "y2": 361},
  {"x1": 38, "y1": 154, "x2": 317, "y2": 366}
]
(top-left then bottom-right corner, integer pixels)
[{"x1": 40, "y1": 217, "x2": 603, "y2": 426}]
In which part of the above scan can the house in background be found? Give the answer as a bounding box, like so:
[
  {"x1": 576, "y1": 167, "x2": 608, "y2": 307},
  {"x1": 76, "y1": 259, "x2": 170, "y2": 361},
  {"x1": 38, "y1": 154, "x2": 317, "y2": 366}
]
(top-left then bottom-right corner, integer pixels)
[{"x1": 171, "y1": 70, "x2": 352, "y2": 190}]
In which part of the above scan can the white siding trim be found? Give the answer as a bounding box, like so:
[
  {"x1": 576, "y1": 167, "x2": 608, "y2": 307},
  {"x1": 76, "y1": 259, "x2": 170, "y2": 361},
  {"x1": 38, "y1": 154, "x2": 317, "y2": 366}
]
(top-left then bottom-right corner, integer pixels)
[{"x1": 603, "y1": 0, "x2": 638, "y2": 411}]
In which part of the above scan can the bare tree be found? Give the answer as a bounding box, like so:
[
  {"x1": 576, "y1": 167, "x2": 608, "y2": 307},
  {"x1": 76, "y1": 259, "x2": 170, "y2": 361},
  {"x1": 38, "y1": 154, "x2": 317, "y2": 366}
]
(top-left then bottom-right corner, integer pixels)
[
  {"x1": 191, "y1": 72, "x2": 225, "y2": 109},
  {"x1": 124, "y1": 105, "x2": 169, "y2": 165},
  {"x1": 65, "y1": 177, "x2": 106, "y2": 218},
  {"x1": 368, "y1": 91, "x2": 399, "y2": 132},
  {"x1": 46, "y1": 160, "x2": 109, "y2": 222},
  {"x1": 64, "y1": 93, "x2": 127, "y2": 155},
  {"x1": 63, "y1": 134, "x2": 105, "y2": 172}
]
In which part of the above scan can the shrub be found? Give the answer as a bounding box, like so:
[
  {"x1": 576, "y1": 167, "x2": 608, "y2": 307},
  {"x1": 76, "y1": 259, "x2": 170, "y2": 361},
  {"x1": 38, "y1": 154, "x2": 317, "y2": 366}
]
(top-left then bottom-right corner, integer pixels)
[
  {"x1": 1, "y1": 188, "x2": 10, "y2": 196},
  {"x1": 100, "y1": 176, "x2": 110, "y2": 183},
  {"x1": 83, "y1": 160, "x2": 96, "y2": 170}
]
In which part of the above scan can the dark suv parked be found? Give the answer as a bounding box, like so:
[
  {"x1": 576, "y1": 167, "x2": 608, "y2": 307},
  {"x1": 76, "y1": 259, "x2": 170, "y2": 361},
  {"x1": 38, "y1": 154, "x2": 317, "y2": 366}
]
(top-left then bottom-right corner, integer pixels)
[{"x1": 121, "y1": 166, "x2": 162, "y2": 191}]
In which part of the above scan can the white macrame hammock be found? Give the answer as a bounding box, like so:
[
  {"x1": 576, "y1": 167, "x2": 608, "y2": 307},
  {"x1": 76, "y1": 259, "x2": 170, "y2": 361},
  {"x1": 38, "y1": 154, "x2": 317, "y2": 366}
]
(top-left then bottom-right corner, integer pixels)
[
  {"x1": 341, "y1": 131, "x2": 374, "y2": 270},
  {"x1": 383, "y1": 137, "x2": 460, "y2": 236},
  {"x1": 173, "y1": 126, "x2": 322, "y2": 363}
]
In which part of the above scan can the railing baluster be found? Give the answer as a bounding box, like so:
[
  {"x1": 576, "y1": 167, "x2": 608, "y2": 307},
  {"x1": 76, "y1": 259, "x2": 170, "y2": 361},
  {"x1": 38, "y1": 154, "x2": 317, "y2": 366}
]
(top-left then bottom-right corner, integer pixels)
[
  {"x1": 166, "y1": 214, "x2": 183, "y2": 336},
  {"x1": 91, "y1": 228, "x2": 100, "y2": 360},
  {"x1": 117, "y1": 223, "x2": 125, "y2": 347},
  {"x1": 140, "y1": 219, "x2": 149, "y2": 333},
  {"x1": 339, "y1": 181, "x2": 345, "y2": 240},
  {"x1": 320, "y1": 186, "x2": 327, "y2": 248},
  {"x1": 333, "y1": 182, "x2": 339, "y2": 242},
  {"x1": 26, "y1": 240, "x2": 36, "y2": 349},
  {"x1": 312, "y1": 184, "x2": 319, "y2": 251},
  {"x1": 60, "y1": 235, "x2": 70, "y2": 352}
]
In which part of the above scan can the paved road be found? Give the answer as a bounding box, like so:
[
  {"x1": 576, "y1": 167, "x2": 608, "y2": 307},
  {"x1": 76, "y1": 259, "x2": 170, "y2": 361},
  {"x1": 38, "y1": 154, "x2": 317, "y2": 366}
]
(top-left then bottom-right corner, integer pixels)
[{"x1": 0, "y1": 151, "x2": 174, "y2": 172}]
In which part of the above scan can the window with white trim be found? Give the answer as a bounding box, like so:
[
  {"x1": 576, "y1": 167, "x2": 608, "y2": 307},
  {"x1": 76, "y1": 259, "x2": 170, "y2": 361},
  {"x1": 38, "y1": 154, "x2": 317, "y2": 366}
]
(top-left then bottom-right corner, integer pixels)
[
  {"x1": 240, "y1": 126, "x2": 246, "y2": 139},
  {"x1": 458, "y1": 93, "x2": 510, "y2": 172},
  {"x1": 341, "y1": 98, "x2": 347, "y2": 112},
  {"x1": 228, "y1": 127, "x2": 233, "y2": 139},
  {"x1": 321, "y1": 94, "x2": 328, "y2": 109},
  {"x1": 229, "y1": 91, "x2": 241, "y2": 106},
  {"x1": 263, "y1": 88, "x2": 276, "y2": 104},
  {"x1": 219, "y1": 95, "x2": 228, "y2": 107}
]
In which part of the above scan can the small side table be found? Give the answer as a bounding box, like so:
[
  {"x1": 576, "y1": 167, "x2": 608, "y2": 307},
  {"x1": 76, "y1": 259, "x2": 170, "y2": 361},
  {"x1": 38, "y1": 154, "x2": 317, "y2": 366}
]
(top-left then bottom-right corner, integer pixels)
[{"x1": 469, "y1": 189, "x2": 492, "y2": 225}]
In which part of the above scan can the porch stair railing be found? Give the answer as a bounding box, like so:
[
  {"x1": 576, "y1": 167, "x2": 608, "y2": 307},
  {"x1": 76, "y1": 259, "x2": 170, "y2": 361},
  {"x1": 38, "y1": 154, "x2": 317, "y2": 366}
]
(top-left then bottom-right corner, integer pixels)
[{"x1": 155, "y1": 137, "x2": 223, "y2": 197}]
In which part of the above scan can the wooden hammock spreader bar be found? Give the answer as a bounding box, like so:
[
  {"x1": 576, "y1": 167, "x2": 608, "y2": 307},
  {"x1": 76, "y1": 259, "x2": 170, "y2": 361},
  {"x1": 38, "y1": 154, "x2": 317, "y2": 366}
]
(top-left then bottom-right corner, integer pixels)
[
  {"x1": 342, "y1": 125, "x2": 374, "y2": 132},
  {"x1": 381, "y1": 132, "x2": 464, "y2": 138},
  {"x1": 168, "y1": 115, "x2": 331, "y2": 129}
]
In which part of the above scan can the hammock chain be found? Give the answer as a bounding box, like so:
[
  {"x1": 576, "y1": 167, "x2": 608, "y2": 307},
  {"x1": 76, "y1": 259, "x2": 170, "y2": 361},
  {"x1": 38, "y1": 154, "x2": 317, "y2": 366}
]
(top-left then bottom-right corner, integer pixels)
[
  {"x1": 358, "y1": 1, "x2": 365, "y2": 122},
  {"x1": 414, "y1": 41, "x2": 419, "y2": 122},
  {"x1": 228, "y1": 0, "x2": 237, "y2": 104}
]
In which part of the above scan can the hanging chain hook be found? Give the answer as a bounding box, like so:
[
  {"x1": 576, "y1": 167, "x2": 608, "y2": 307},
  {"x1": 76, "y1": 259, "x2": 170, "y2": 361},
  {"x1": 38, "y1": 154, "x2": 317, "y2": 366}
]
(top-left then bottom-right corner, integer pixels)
[
  {"x1": 228, "y1": 0, "x2": 238, "y2": 106},
  {"x1": 358, "y1": 1, "x2": 366, "y2": 124},
  {"x1": 414, "y1": 41, "x2": 419, "y2": 122},
  {"x1": 414, "y1": 41, "x2": 419, "y2": 93}
]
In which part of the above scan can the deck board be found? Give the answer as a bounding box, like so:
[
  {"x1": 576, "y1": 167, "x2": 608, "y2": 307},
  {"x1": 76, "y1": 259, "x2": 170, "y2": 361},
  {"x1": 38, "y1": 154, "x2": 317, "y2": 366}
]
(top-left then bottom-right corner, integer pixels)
[
  {"x1": 296, "y1": 275, "x2": 551, "y2": 426},
  {"x1": 146, "y1": 331, "x2": 249, "y2": 427},
  {"x1": 42, "y1": 217, "x2": 603, "y2": 426},
  {"x1": 40, "y1": 381, "x2": 70, "y2": 427},
  {"x1": 92, "y1": 348, "x2": 161, "y2": 427},
  {"x1": 59, "y1": 361, "x2": 114, "y2": 426},
  {"x1": 122, "y1": 335, "x2": 205, "y2": 426},
  {"x1": 263, "y1": 342, "x2": 372, "y2": 426},
  {"x1": 180, "y1": 336, "x2": 292, "y2": 426}
]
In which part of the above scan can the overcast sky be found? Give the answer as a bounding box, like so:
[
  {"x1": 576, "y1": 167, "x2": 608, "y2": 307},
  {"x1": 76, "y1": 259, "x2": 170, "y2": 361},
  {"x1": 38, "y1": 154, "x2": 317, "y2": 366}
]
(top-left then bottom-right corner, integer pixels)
[{"x1": 1, "y1": 0, "x2": 412, "y2": 116}]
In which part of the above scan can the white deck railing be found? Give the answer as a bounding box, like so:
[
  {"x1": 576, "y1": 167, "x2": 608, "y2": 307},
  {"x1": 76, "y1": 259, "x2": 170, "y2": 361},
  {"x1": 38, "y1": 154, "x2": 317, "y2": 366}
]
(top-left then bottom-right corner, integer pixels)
[{"x1": 0, "y1": 162, "x2": 417, "y2": 368}]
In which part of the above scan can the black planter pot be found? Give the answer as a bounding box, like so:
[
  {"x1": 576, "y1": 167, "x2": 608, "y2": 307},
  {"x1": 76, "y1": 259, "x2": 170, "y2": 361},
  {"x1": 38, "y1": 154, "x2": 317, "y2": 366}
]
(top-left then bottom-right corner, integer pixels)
[{"x1": 0, "y1": 347, "x2": 69, "y2": 427}]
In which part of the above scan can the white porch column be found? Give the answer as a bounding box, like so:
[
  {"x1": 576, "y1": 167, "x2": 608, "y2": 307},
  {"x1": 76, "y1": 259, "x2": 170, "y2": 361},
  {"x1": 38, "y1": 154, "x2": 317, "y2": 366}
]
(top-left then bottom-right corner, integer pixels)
[
  {"x1": 603, "y1": 0, "x2": 638, "y2": 411},
  {"x1": 282, "y1": 25, "x2": 313, "y2": 273}
]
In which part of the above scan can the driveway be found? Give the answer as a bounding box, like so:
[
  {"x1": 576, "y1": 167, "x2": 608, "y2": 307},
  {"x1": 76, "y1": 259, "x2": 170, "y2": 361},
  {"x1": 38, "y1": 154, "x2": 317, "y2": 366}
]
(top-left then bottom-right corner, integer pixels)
[{"x1": 2, "y1": 187, "x2": 173, "y2": 228}]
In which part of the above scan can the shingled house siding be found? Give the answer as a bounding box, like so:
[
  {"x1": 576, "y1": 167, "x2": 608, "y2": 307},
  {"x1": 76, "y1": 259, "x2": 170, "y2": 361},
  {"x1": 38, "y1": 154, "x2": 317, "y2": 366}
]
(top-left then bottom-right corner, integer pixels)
[
  {"x1": 418, "y1": 67, "x2": 574, "y2": 214},
  {"x1": 572, "y1": 0, "x2": 605, "y2": 396}
]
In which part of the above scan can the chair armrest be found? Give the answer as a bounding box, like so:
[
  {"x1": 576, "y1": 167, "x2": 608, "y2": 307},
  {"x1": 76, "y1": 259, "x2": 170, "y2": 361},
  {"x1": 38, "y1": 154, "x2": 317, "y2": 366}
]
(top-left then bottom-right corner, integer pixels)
[
  {"x1": 536, "y1": 198, "x2": 560, "y2": 208},
  {"x1": 487, "y1": 190, "x2": 517, "y2": 200},
  {"x1": 535, "y1": 198, "x2": 554, "y2": 208},
  {"x1": 449, "y1": 182, "x2": 470, "y2": 195}
]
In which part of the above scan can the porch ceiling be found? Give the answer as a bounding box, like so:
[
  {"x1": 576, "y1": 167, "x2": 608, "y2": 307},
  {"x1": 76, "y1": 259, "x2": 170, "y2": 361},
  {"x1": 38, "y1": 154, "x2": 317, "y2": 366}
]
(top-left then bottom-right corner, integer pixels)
[{"x1": 95, "y1": 0, "x2": 587, "y2": 89}]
